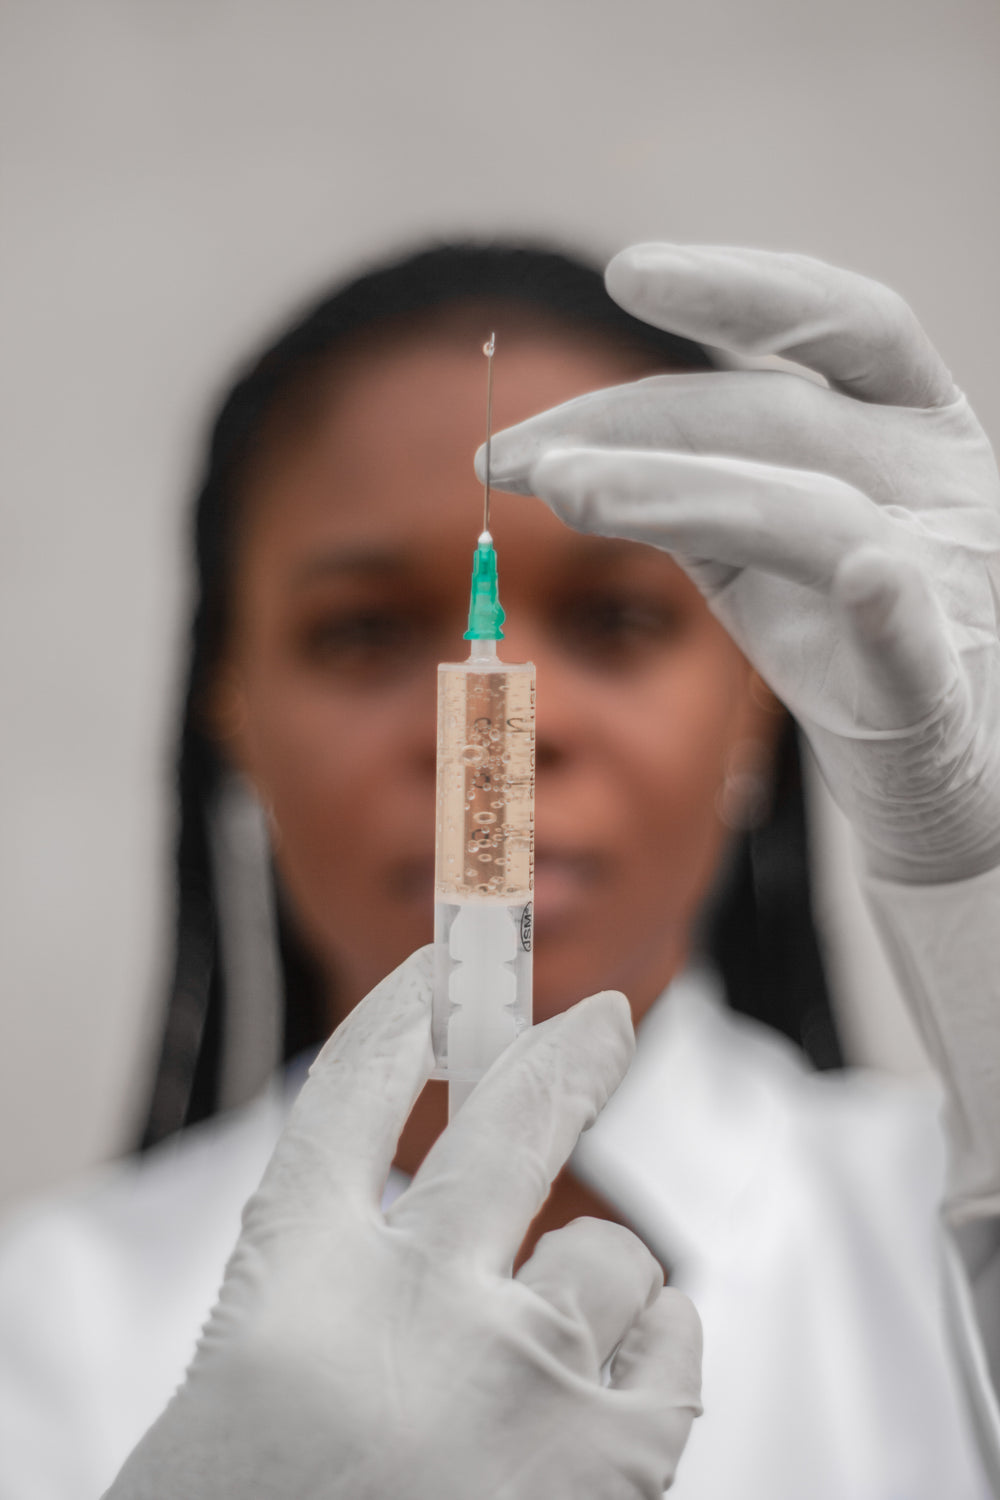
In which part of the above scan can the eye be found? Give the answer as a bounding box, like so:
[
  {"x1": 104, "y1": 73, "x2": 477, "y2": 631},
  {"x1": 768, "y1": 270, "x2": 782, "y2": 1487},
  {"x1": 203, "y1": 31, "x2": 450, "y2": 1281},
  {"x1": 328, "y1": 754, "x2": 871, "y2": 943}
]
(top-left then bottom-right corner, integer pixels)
[
  {"x1": 297, "y1": 607, "x2": 423, "y2": 678},
  {"x1": 558, "y1": 591, "x2": 686, "y2": 663}
]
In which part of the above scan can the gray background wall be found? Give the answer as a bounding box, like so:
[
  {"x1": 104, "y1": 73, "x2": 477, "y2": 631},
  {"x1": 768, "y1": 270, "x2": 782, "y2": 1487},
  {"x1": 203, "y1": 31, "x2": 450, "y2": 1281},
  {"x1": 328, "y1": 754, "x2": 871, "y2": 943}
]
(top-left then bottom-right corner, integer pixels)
[{"x1": 2, "y1": 0, "x2": 998, "y2": 1210}]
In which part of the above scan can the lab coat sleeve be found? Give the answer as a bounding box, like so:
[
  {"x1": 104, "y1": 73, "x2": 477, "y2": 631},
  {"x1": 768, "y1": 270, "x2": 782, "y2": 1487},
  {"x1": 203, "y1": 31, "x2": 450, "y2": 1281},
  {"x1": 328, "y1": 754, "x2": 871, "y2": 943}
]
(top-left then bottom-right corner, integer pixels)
[{"x1": 864, "y1": 863, "x2": 1000, "y2": 1484}]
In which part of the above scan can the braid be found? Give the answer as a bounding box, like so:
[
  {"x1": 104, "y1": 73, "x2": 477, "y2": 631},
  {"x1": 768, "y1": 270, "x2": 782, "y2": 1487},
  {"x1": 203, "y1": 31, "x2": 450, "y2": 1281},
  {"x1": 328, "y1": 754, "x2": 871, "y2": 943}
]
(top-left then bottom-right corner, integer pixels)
[{"x1": 703, "y1": 720, "x2": 843, "y2": 1070}]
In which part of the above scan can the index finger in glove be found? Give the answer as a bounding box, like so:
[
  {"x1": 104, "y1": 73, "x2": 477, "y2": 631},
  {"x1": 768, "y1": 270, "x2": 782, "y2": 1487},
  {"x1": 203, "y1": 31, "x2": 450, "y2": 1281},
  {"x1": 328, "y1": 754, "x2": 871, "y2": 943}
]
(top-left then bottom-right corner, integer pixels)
[
  {"x1": 612, "y1": 1286, "x2": 703, "y2": 1404},
  {"x1": 387, "y1": 990, "x2": 635, "y2": 1272},
  {"x1": 528, "y1": 445, "x2": 891, "y2": 593},
  {"x1": 605, "y1": 243, "x2": 958, "y2": 409},
  {"x1": 251, "y1": 947, "x2": 434, "y2": 1222},
  {"x1": 475, "y1": 366, "x2": 940, "y2": 513}
]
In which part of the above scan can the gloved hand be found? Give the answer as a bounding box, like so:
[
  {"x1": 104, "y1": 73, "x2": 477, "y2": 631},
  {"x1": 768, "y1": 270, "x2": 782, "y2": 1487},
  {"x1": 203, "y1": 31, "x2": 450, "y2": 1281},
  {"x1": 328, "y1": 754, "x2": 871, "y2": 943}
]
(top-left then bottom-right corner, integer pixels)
[
  {"x1": 480, "y1": 245, "x2": 1000, "y2": 885},
  {"x1": 105, "y1": 947, "x2": 702, "y2": 1500}
]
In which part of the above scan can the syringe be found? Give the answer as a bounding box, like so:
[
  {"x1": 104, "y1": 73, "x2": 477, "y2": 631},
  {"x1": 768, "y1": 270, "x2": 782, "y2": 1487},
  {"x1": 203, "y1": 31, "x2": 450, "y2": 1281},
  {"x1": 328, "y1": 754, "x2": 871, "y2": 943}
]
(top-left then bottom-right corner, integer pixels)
[{"x1": 432, "y1": 337, "x2": 535, "y2": 1117}]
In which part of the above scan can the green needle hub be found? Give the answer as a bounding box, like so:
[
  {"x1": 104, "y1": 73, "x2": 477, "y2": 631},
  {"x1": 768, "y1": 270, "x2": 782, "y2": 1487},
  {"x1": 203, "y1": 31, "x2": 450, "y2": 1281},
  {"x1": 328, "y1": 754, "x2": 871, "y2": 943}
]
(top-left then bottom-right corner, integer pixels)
[{"x1": 464, "y1": 535, "x2": 506, "y2": 641}]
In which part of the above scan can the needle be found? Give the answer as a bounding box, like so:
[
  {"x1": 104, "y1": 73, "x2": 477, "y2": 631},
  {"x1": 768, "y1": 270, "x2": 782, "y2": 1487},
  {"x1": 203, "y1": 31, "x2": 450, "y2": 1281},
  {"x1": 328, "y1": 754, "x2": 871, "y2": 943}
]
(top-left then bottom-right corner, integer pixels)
[{"x1": 482, "y1": 333, "x2": 495, "y2": 539}]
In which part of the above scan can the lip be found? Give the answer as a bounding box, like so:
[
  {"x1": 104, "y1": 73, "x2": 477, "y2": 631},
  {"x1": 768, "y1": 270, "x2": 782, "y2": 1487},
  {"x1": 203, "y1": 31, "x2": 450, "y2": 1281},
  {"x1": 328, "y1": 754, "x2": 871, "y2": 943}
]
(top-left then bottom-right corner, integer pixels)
[
  {"x1": 532, "y1": 850, "x2": 608, "y2": 927},
  {"x1": 387, "y1": 856, "x2": 436, "y2": 901},
  {"x1": 389, "y1": 849, "x2": 609, "y2": 917}
]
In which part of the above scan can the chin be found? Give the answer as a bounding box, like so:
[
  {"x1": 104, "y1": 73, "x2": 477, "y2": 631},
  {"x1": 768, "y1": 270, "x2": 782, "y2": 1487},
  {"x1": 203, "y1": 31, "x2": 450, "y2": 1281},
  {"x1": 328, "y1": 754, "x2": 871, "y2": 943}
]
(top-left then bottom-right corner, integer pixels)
[{"x1": 530, "y1": 957, "x2": 617, "y2": 1023}]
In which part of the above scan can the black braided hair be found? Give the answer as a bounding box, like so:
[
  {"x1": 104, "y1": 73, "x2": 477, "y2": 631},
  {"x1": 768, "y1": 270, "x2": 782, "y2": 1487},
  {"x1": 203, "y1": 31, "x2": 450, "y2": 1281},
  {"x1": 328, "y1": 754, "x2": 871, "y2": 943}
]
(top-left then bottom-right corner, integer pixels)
[{"x1": 140, "y1": 240, "x2": 840, "y2": 1150}]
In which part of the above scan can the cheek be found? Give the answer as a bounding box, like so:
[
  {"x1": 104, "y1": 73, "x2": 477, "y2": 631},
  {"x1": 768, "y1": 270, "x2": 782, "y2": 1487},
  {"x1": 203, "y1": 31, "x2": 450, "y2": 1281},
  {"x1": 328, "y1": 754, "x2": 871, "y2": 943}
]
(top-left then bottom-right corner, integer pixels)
[
  {"x1": 613, "y1": 633, "x2": 754, "y2": 897},
  {"x1": 238, "y1": 669, "x2": 438, "y2": 979}
]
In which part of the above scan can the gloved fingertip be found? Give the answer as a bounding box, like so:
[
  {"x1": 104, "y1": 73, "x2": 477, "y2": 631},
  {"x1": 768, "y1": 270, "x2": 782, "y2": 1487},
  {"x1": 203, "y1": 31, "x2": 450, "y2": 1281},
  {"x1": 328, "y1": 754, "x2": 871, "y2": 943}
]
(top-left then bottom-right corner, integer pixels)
[
  {"x1": 564, "y1": 988, "x2": 637, "y2": 1079},
  {"x1": 474, "y1": 435, "x2": 535, "y2": 497},
  {"x1": 592, "y1": 984, "x2": 633, "y2": 1018},
  {"x1": 611, "y1": 1285, "x2": 704, "y2": 1408},
  {"x1": 308, "y1": 944, "x2": 434, "y2": 1080},
  {"x1": 604, "y1": 248, "x2": 645, "y2": 313},
  {"x1": 831, "y1": 545, "x2": 907, "y2": 639},
  {"x1": 605, "y1": 243, "x2": 681, "y2": 316},
  {"x1": 579, "y1": 985, "x2": 635, "y2": 1039},
  {"x1": 523, "y1": 987, "x2": 635, "y2": 1114},
  {"x1": 832, "y1": 546, "x2": 958, "y2": 723},
  {"x1": 654, "y1": 1286, "x2": 705, "y2": 1363}
]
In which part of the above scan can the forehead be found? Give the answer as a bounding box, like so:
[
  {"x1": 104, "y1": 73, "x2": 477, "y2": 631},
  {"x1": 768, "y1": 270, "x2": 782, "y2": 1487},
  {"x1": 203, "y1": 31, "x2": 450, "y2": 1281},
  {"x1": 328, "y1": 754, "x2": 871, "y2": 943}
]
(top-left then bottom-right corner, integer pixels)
[{"x1": 238, "y1": 325, "x2": 656, "y2": 568}]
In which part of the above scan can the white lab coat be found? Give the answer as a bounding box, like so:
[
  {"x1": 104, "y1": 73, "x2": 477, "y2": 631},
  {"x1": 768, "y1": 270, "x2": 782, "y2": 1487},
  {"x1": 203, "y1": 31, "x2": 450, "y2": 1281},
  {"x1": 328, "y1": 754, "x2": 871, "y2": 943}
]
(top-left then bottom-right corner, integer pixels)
[{"x1": 1, "y1": 867, "x2": 999, "y2": 1499}]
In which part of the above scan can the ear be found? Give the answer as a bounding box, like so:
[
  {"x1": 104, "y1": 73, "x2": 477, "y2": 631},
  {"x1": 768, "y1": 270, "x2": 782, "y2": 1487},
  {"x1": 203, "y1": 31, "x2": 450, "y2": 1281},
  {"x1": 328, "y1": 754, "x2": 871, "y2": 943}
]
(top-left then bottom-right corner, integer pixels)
[
  {"x1": 717, "y1": 668, "x2": 787, "y2": 831},
  {"x1": 746, "y1": 669, "x2": 785, "y2": 735},
  {"x1": 201, "y1": 662, "x2": 259, "y2": 787}
]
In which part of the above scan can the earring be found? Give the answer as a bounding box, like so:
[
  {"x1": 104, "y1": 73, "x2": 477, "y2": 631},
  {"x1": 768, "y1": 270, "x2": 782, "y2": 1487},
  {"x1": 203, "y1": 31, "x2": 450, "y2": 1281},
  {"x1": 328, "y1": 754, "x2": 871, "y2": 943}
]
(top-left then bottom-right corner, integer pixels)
[
  {"x1": 749, "y1": 671, "x2": 783, "y2": 717},
  {"x1": 716, "y1": 738, "x2": 774, "y2": 831},
  {"x1": 207, "y1": 772, "x2": 284, "y2": 1111},
  {"x1": 198, "y1": 669, "x2": 248, "y2": 743}
]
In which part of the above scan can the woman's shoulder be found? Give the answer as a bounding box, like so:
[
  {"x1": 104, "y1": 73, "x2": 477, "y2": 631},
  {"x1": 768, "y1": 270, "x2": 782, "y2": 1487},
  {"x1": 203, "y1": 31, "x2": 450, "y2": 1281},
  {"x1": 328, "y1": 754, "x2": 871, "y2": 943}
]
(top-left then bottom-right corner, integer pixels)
[
  {"x1": 0, "y1": 1082, "x2": 289, "y2": 1499},
  {"x1": 1, "y1": 1079, "x2": 287, "y2": 1273}
]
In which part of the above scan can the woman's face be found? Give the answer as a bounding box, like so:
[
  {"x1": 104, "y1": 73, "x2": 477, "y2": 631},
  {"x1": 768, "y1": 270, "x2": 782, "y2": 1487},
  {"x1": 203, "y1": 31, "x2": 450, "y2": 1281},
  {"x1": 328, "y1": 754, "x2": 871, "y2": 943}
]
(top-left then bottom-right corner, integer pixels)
[{"x1": 216, "y1": 322, "x2": 776, "y2": 1027}]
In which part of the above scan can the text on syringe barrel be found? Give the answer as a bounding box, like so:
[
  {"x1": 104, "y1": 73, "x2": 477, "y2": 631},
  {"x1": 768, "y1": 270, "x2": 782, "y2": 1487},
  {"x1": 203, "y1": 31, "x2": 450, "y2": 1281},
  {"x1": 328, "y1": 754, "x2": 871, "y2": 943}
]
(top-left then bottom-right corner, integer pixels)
[{"x1": 432, "y1": 658, "x2": 534, "y2": 1078}]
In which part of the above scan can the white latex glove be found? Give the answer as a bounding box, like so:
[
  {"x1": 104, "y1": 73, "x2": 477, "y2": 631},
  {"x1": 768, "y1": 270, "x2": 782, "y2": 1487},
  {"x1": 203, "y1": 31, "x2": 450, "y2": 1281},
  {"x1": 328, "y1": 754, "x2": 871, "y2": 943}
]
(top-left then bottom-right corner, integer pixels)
[
  {"x1": 480, "y1": 245, "x2": 1000, "y2": 885},
  {"x1": 105, "y1": 947, "x2": 702, "y2": 1500}
]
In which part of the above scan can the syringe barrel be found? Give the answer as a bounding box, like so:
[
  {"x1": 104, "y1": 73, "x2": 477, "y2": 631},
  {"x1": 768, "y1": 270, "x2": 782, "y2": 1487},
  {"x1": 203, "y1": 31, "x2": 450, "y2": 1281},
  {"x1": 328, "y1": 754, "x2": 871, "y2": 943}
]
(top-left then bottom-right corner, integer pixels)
[{"x1": 432, "y1": 652, "x2": 534, "y2": 1083}]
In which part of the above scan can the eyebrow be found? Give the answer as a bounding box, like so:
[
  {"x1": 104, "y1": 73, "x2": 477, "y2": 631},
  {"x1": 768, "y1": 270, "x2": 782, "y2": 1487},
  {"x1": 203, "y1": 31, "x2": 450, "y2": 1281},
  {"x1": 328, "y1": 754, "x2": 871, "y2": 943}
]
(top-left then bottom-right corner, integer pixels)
[
  {"x1": 290, "y1": 545, "x2": 414, "y2": 587},
  {"x1": 288, "y1": 534, "x2": 651, "y2": 590},
  {"x1": 560, "y1": 537, "x2": 654, "y2": 569}
]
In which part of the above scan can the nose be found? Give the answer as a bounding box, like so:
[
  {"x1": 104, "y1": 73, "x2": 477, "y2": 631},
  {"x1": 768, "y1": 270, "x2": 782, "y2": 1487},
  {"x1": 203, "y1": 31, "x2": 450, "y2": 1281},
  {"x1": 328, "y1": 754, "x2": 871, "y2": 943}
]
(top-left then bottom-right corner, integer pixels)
[
  {"x1": 535, "y1": 667, "x2": 584, "y2": 772},
  {"x1": 403, "y1": 671, "x2": 439, "y2": 779},
  {"x1": 500, "y1": 624, "x2": 583, "y2": 774}
]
